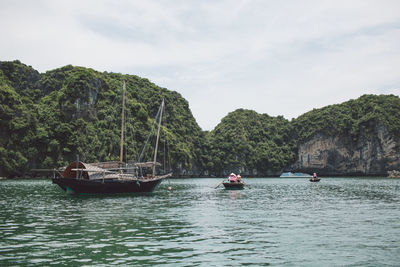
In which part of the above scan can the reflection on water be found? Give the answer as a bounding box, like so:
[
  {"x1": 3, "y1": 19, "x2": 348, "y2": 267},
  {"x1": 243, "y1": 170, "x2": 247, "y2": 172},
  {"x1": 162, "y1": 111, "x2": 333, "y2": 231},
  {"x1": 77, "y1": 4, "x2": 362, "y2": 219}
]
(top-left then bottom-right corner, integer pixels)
[
  {"x1": 0, "y1": 178, "x2": 400, "y2": 266},
  {"x1": 228, "y1": 190, "x2": 242, "y2": 199}
]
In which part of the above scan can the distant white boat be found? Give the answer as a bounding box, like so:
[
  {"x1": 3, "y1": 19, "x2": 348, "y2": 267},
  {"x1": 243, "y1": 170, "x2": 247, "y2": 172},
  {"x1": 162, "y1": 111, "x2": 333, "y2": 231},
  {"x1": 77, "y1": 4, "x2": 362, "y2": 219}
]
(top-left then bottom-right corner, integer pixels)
[{"x1": 280, "y1": 172, "x2": 312, "y2": 178}]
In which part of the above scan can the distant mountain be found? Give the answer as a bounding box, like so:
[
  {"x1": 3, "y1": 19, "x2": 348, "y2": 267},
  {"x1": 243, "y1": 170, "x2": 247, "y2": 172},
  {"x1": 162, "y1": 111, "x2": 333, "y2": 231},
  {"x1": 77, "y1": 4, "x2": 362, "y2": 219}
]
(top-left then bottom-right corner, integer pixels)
[
  {"x1": 290, "y1": 94, "x2": 400, "y2": 176},
  {"x1": 205, "y1": 95, "x2": 400, "y2": 176},
  {"x1": 203, "y1": 109, "x2": 296, "y2": 176},
  {"x1": 1, "y1": 60, "x2": 399, "y2": 177},
  {"x1": 0, "y1": 60, "x2": 204, "y2": 177}
]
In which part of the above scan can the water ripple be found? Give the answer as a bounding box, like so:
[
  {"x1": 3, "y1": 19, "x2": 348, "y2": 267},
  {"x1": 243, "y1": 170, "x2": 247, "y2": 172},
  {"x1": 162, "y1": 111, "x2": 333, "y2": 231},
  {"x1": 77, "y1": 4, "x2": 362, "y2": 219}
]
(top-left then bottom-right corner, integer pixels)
[{"x1": 1, "y1": 178, "x2": 400, "y2": 266}]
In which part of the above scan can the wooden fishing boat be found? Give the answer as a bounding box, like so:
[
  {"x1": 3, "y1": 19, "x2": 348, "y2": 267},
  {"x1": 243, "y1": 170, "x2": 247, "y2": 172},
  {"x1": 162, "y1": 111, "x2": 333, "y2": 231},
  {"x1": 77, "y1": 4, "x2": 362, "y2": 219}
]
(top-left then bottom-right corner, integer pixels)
[
  {"x1": 52, "y1": 161, "x2": 171, "y2": 194},
  {"x1": 52, "y1": 82, "x2": 172, "y2": 194},
  {"x1": 309, "y1": 173, "x2": 320, "y2": 182},
  {"x1": 222, "y1": 182, "x2": 245, "y2": 190}
]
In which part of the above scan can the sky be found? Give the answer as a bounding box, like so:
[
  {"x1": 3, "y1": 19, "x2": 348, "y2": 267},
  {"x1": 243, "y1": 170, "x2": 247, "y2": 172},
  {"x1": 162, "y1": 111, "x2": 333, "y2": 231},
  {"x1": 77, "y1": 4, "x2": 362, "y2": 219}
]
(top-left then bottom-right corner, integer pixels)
[{"x1": 1, "y1": 0, "x2": 399, "y2": 130}]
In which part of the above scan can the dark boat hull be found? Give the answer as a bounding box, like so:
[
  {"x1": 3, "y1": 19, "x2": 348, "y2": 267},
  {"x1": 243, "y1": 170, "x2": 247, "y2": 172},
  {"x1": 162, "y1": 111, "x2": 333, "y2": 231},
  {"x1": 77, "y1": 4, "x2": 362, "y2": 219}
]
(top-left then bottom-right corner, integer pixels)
[
  {"x1": 309, "y1": 178, "x2": 321, "y2": 182},
  {"x1": 223, "y1": 182, "x2": 244, "y2": 190},
  {"x1": 52, "y1": 177, "x2": 162, "y2": 194}
]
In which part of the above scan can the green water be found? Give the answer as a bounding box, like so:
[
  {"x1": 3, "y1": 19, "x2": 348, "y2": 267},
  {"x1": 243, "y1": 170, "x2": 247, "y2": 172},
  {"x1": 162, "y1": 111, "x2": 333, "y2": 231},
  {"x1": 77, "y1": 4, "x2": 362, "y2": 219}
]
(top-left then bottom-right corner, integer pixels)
[{"x1": 1, "y1": 178, "x2": 399, "y2": 266}]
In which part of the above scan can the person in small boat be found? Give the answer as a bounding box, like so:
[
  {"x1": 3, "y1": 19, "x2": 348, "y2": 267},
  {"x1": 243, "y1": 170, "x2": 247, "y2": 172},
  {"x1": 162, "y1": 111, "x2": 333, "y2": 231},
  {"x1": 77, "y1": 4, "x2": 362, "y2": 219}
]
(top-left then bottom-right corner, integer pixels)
[
  {"x1": 229, "y1": 173, "x2": 237, "y2": 183},
  {"x1": 237, "y1": 175, "x2": 242, "y2": 182},
  {"x1": 312, "y1": 173, "x2": 317, "y2": 180}
]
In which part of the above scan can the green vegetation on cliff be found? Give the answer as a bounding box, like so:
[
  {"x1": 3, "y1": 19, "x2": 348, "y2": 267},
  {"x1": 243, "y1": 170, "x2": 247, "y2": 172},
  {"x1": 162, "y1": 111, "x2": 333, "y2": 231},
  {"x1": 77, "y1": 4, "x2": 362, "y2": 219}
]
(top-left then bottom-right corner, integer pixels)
[
  {"x1": 0, "y1": 60, "x2": 203, "y2": 177},
  {"x1": 1, "y1": 60, "x2": 399, "y2": 177},
  {"x1": 292, "y1": 94, "x2": 400, "y2": 143},
  {"x1": 204, "y1": 109, "x2": 296, "y2": 176},
  {"x1": 203, "y1": 94, "x2": 399, "y2": 176}
]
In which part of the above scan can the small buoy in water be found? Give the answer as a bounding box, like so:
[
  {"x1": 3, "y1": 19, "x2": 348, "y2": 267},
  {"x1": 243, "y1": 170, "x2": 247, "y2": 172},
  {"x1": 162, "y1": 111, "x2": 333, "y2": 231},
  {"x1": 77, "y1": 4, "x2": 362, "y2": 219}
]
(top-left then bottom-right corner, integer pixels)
[{"x1": 168, "y1": 186, "x2": 172, "y2": 191}]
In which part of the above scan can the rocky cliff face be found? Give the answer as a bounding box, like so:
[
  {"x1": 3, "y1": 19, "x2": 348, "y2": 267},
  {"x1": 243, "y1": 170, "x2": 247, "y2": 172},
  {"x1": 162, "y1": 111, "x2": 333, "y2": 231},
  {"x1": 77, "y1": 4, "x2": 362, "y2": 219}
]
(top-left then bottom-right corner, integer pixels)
[{"x1": 292, "y1": 122, "x2": 400, "y2": 176}]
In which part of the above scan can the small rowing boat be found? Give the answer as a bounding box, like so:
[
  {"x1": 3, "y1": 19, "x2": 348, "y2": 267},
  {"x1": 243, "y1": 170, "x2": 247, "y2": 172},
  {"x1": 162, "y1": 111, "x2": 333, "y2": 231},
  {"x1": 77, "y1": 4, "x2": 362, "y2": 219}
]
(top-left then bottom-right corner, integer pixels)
[
  {"x1": 222, "y1": 173, "x2": 246, "y2": 189},
  {"x1": 309, "y1": 172, "x2": 320, "y2": 182},
  {"x1": 215, "y1": 173, "x2": 249, "y2": 190},
  {"x1": 222, "y1": 182, "x2": 245, "y2": 190}
]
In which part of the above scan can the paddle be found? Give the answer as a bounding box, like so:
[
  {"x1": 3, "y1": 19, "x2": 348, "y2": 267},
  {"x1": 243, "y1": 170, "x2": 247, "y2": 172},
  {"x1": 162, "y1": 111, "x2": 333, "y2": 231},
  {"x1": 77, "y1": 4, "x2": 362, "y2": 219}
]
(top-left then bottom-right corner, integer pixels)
[
  {"x1": 214, "y1": 181, "x2": 224, "y2": 189},
  {"x1": 243, "y1": 182, "x2": 251, "y2": 189}
]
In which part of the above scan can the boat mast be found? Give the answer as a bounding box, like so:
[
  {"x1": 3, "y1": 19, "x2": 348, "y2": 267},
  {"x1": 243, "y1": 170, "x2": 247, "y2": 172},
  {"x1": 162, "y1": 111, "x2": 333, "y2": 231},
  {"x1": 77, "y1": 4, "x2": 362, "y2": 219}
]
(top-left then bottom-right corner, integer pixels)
[
  {"x1": 120, "y1": 81, "x2": 126, "y2": 167},
  {"x1": 152, "y1": 99, "x2": 164, "y2": 176}
]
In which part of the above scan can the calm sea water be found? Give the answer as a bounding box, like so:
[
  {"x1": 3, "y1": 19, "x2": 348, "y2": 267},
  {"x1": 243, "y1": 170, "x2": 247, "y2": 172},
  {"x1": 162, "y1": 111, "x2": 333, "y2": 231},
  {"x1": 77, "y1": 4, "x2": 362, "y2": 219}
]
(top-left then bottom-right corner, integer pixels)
[{"x1": 1, "y1": 178, "x2": 399, "y2": 266}]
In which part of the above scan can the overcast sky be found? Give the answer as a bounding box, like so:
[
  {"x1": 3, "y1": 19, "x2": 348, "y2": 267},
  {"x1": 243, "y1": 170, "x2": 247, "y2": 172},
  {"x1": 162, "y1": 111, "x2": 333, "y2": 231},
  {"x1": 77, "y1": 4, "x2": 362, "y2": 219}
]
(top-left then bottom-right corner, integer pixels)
[{"x1": 1, "y1": 0, "x2": 399, "y2": 130}]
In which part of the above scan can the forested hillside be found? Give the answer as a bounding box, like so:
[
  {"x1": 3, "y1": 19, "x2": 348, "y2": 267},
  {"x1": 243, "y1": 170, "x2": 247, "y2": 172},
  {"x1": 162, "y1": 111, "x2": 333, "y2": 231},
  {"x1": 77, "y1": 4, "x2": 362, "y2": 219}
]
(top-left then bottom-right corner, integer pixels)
[
  {"x1": 203, "y1": 109, "x2": 296, "y2": 176},
  {"x1": 0, "y1": 60, "x2": 204, "y2": 177},
  {"x1": 1, "y1": 60, "x2": 399, "y2": 177},
  {"x1": 292, "y1": 94, "x2": 400, "y2": 144},
  {"x1": 290, "y1": 94, "x2": 400, "y2": 175}
]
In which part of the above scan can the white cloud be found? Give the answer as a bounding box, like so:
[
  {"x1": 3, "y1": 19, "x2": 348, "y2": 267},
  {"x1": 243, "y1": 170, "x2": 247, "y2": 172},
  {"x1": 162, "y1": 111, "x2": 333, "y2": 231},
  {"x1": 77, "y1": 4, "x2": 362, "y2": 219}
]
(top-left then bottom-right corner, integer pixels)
[{"x1": 1, "y1": 0, "x2": 399, "y2": 130}]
